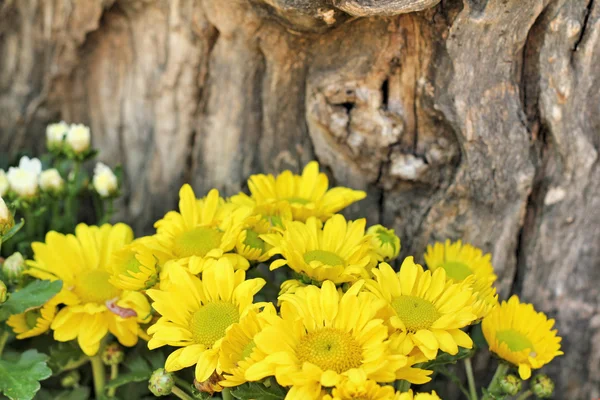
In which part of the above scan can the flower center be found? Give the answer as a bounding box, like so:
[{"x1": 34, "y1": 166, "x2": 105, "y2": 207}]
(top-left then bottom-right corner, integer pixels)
[
  {"x1": 24, "y1": 310, "x2": 41, "y2": 329},
  {"x1": 441, "y1": 261, "x2": 473, "y2": 281},
  {"x1": 243, "y1": 229, "x2": 265, "y2": 252},
  {"x1": 286, "y1": 197, "x2": 311, "y2": 205},
  {"x1": 296, "y1": 328, "x2": 362, "y2": 373},
  {"x1": 496, "y1": 329, "x2": 535, "y2": 352},
  {"x1": 73, "y1": 270, "x2": 122, "y2": 304},
  {"x1": 114, "y1": 251, "x2": 142, "y2": 276},
  {"x1": 391, "y1": 295, "x2": 441, "y2": 332},
  {"x1": 189, "y1": 302, "x2": 239, "y2": 347},
  {"x1": 240, "y1": 340, "x2": 256, "y2": 362},
  {"x1": 263, "y1": 214, "x2": 283, "y2": 229},
  {"x1": 304, "y1": 250, "x2": 345, "y2": 267},
  {"x1": 173, "y1": 227, "x2": 223, "y2": 258}
]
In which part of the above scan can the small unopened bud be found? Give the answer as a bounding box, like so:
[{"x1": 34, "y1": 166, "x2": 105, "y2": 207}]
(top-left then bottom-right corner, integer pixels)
[
  {"x1": 92, "y1": 163, "x2": 118, "y2": 198},
  {"x1": 193, "y1": 371, "x2": 223, "y2": 395},
  {"x1": 0, "y1": 196, "x2": 14, "y2": 235},
  {"x1": 367, "y1": 224, "x2": 401, "y2": 261},
  {"x1": 499, "y1": 374, "x2": 522, "y2": 396},
  {"x1": 0, "y1": 170, "x2": 8, "y2": 197},
  {"x1": 46, "y1": 121, "x2": 69, "y2": 151},
  {"x1": 0, "y1": 280, "x2": 7, "y2": 304},
  {"x1": 39, "y1": 169, "x2": 65, "y2": 193},
  {"x1": 60, "y1": 370, "x2": 81, "y2": 388},
  {"x1": 531, "y1": 374, "x2": 554, "y2": 399},
  {"x1": 148, "y1": 368, "x2": 174, "y2": 396},
  {"x1": 3, "y1": 252, "x2": 25, "y2": 284},
  {"x1": 66, "y1": 124, "x2": 91, "y2": 154},
  {"x1": 7, "y1": 157, "x2": 42, "y2": 198},
  {"x1": 101, "y1": 342, "x2": 124, "y2": 365}
]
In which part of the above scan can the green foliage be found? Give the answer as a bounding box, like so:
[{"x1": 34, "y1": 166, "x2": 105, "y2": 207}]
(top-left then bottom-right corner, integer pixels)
[
  {"x1": 105, "y1": 346, "x2": 166, "y2": 390},
  {"x1": 0, "y1": 349, "x2": 52, "y2": 400},
  {"x1": 421, "y1": 346, "x2": 476, "y2": 370},
  {"x1": 231, "y1": 379, "x2": 287, "y2": 400},
  {"x1": 0, "y1": 280, "x2": 62, "y2": 321},
  {"x1": 47, "y1": 341, "x2": 88, "y2": 375}
]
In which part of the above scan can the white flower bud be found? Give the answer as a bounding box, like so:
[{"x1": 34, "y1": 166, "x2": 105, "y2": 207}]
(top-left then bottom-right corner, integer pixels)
[
  {"x1": 0, "y1": 196, "x2": 13, "y2": 235},
  {"x1": 39, "y1": 169, "x2": 64, "y2": 192},
  {"x1": 93, "y1": 162, "x2": 118, "y2": 198},
  {"x1": 46, "y1": 121, "x2": 69, "y2": 149},
  {"x1": 7, "y1": 167, "x2": 38, "y2": 198},
  {"x1": 0, "y1": 170, "x2": 8, "y2": 197},
  {"x1": 66, "y1": 124, "x2": 91, "y2": 154},
  {"x1": 18, "y1": 156, "x2": 42, "y2": 176}
]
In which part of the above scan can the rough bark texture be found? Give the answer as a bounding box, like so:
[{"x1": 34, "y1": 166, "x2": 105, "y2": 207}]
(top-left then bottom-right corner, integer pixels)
[{"x1": 1, "y1": 0, "x2": 599, "y2": 397}]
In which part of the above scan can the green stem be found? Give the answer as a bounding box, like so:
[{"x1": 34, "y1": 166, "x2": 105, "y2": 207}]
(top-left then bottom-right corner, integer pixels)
[
  {"x1": 101, "y1": 199, "x2": 114, "y2": 224},
  {"x1": 395, "y1": 380, "x2": 411, "y2": 393},
  {"x1": 486, "y1": 363, "x2": 509, "y2": 396},
  {"x1": 464, "y1": 358, "x2": 478, "y2": 400},
  {"x1": 516, "y1": 390, "x2": 533, "y2": 400},
  {"x1": 24, "y1": 208, "x2": 36, "y2": 241},
  {"x1": 171, "y1": 386, "x2": 195, "y2": 400},
  {"x1": 107, "y1": 364, "x2": 118, "y2": 397},
  {"x1": 222, "y1": 387, "x2": 234, "y2": 400},
  {"x1": 0, "y1": 330, "x2": 9, "y2": 357},
  {"x1": 436, "y1": 366, "x2": 470, "y2": 399},
  {"x1": 90, "y1": 356, "x2": 106, "y2": 399}
]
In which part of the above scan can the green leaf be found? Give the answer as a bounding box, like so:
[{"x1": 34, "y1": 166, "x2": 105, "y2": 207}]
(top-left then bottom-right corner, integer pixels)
[
  {"x1": 231, "y1": 380, "x2": 287, "y2": 400},
  {"x1": 421, "y1": 347, "x2": 476, "y2": 370},
  {"x1": 47, "y1": 341, "x2": 87, "y2": 375},
  {"x1": 471, "y1": 323, "x2": 488, "y2": 349},
  {"x1": 105, "y1": 371, "x2": 152, "y2": 389},
  {"x1": 54, "y1": 387, "x2": 91, "y2": 400},
  {"x1": 0, "y1": 349, "x2": 52, "y2": 400},
  {"x1": 1, "y1": 218, "x2": 25, "y2": 243},
  {"x1": 0, "y1": 280, "x2": 63, "y2": 321}
]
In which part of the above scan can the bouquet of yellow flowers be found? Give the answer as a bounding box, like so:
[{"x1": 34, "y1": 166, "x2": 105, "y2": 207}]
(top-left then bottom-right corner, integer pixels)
[{"x1": 0, "y1": 125, "x2": 562, "y2": 400}]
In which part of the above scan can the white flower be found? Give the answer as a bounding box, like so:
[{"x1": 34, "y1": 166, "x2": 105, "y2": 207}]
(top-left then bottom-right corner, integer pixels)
[
  {"x1": 93, "y1": 162, "x2": 118, "y2": 198},
  {"x1": 46, "y1": 121, "x2": 69, "y2": 148},
  {"x1": 7, "y1": 167, "x2": 39, "y2": 198},
  {"x1": 0, "y1": 196, "x2": 9, "y2": 223},
  {"x1": 18, "y1": 156, "x2": 42, "y2": 176},
  {"x1": 39, "y1": 169, "x2": 64, "y2": 192},
  {"x1": 66, "y1": 123, "x2": 91, "y2": 154},
  {"x1": 0, "y1": 170, "x2": 8, "y2": 197}
]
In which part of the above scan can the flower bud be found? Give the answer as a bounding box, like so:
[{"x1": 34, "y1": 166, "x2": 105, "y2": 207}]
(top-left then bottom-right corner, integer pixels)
[
  {"x1": 92, "y1": 162, "x2": 118, "y2": 198},
  {"x1": 0, "y1": 196, "x2": 14, "y2": 236},
  {"x1": 148, "y1": 368, "x2": 174, "y2": 397},
  {"x1": 66, "y1": 124, "x2": 91, "y2": 154},
  {"x1": 60, "y1": 370, "x2": 81, "y2": 388},
  {"x1": 499, "y1": 374, "x2": 522, "y2": 396},
  {"x1": 46, "y1": 121, "x2": 69, "y2": 150},
  {"x1": 0, "y1": 170, "x2": 8, "y2": 197},
  {"x1": 39, "y1": 169, "x2": 65, "y2": 193},
  {"x1": 3, "y1": 252, "x2": 25, "y2": 284},
  {"x1": 367, "y1": 224, "x2": 401, "y2": 261},
  {"x1": 0, "y1": 280, "x2": 7, "y2": 304},
  {"x1": 531, "y1": 374, "x2": 554, "y2": 399},
  {"x1": 101, "y1": 342, "x2": 124, "y2": 366}
]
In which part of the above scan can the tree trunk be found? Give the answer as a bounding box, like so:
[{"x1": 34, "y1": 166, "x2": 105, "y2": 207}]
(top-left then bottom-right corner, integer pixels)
[{"x1": 1, "y1": 0, "x2": 598, "y2": 397}]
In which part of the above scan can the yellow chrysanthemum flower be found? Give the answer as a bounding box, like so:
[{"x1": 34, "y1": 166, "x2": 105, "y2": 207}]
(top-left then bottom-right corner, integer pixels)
[
  {"x1": 108, "y1": 238, "x2": 160, "y2": 291},
  {"x1": 424, "y1": 240, "x2": 498, "y2": 318},
  {"x1": 154, "y1": 184, "x2": 248, "y2": 273},
  {"x1": 245, "y1": 281, "x2": 431, "y2": 400},
  {"x1": 26, "y1": 224, "x2": 152, "y2": 356},
  {"x1": 394, "y1": 389, "x2": 441, "y2": 400},
  {"x1": 219, "y1": 305, "x2": 276, "y2": 387},
  {"x1": 367, "y1": 258, "x2": 477, "y2": 361},
  {"x1": 232, "y1": 161, "x2": 366, "y2": 222},
  {"x1": 322, "y1": 370, "x2": 395, "y2": 400},
  {"x1": 482, "y1": 295, "x2": 563, "y2": 379},
  {"x1": 367, "y1": 225, "x2": 401, "y2": 262},
  {"x1": 146, "y1": 259, "x2": 265, "y2": 382},
  {"x1": 230, "y1": 195, "x2": 294, "y2": 230},
  {"x1": 262, "y1": 215, "x2": 375, "y2": 284},
  {"x1": 6, "y1": 293, "x2": 64, "y2": 339},
  {"x1": 235, "y1": 215, "x2": 275, "y2": 262}
]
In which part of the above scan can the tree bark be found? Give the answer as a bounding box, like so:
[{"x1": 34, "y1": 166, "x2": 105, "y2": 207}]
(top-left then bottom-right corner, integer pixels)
[{"x1": 1, "y1": 0, "x2": 599, "y2": 397}]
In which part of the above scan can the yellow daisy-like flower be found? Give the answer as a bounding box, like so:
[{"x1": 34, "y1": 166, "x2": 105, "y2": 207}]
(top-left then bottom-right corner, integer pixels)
[
  {"x1": 367, "y1": 258, "x2": 477, "y2": 361},
  {"x1": 245, "y1": 281, "x2": 431, "y2": 400},
  {"x1": 219, "y1": 305, "x2": 276, "y2": 387},
  {"x1": 26, "y1": 224, "x2": 152, "y2": 356},
  {"x1": 6, "y1": 292, "x2": 64, "y2": 339},
  {"x1": 146, "y1": 258, "x2": 265, "y2": 382},
  {"x1": 367, "y1": 224, "x2": 401, "y2": 263},
  {"x1": 322, "y1": 370, "x2": 395, "y2": 400},
  {"x1": 235, "y1": 215, "x2": 275, "y2": 263},
  {"x1": 108, "y1": 237, "x2": 160, "y2": 291},
  {"x1": 394, "y1": 389, "x2": 441, "y2": 400},
  {"x1": 424, "y1": 240, "x2": 498, "y2": 319},
  {"x1": 262, "y1": 215, "x2": 374, "y2": 284},
  {"x1": 233, "y1": 161, "x2": 366, "y2": 222},
  {"x1": 482, "y1": 295, "x2": 563, "y2": 379},
  {"x1": 154, "y1": 184, "x2": 248, "y2": 273}
]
